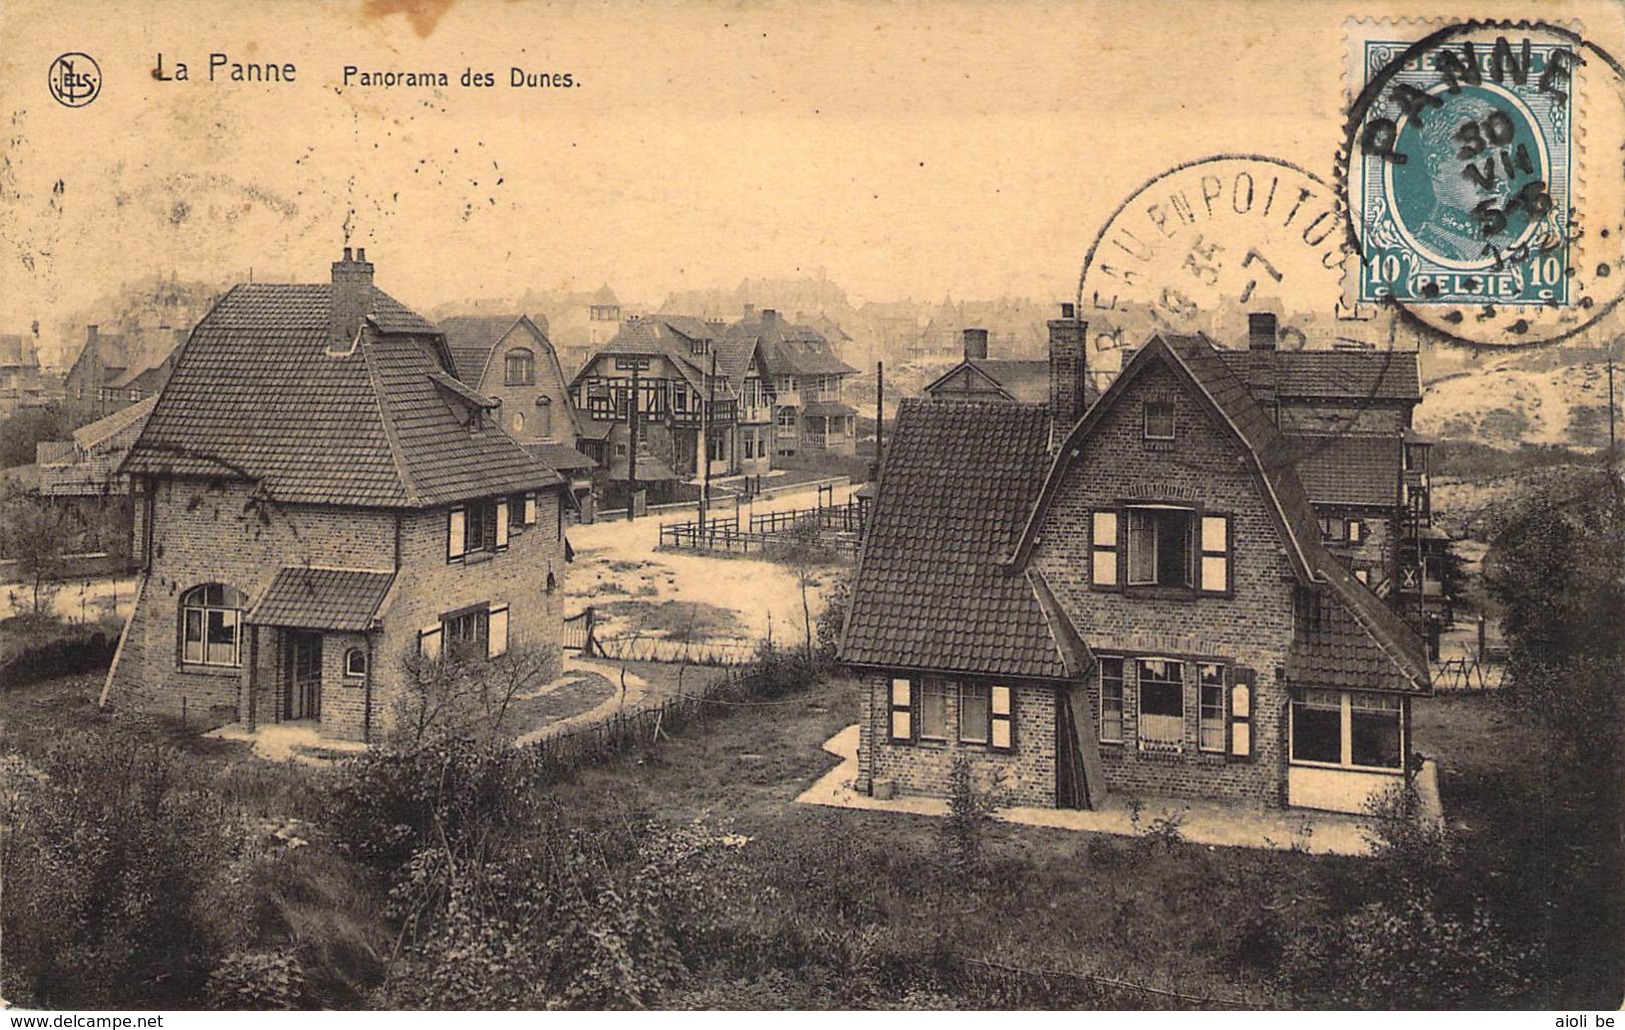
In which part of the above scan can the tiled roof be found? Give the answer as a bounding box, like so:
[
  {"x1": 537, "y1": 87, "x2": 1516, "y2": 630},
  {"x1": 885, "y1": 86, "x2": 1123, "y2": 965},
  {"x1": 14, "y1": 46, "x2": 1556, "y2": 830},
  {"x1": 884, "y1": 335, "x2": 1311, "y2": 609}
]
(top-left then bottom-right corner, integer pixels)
[
  {"x1": 524, "y1": 440, "x2": 598, "y2": 472},
  {"x1": 579, "y1": 319, "x2": 712, "y2": 391},
  {"x1": 724, "y1": 315, "x2": 858, "y2": 379},
  {"x1": 248, "y1": 567, "x2": 396, "y2": 631},
  {"x1": 72, "y1": 395, "x2": 158, "y2": 450},
  {"x1": 1218, "y1": 349, "x2": 1421, "y2": 402},
  {"x1": 840, "y1": 400, "x2": 1071, "y2": 679},
  {"x1": 1288, "y1": 558, "x2": 1431, "y2": 694},
  {"x1": 1015, "y1": 333, "x2": 1427, "y2": 693},
  {"x1": 123, "y1": 283, "x2": 561, "y2": 508},
  {"x1": 1284, "y1": 433, "x2": 1401, "y2": 507},
  {"x1": 439, "y1": 314, "x2": 522, "y2": 383}
]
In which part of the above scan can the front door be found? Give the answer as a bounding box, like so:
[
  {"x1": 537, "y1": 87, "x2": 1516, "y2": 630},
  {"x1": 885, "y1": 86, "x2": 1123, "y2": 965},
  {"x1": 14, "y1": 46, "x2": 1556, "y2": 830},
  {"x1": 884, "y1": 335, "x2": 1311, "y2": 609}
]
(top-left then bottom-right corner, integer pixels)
[{"x1": 284, "y1": 631, "x2": 322, "y2": 721}]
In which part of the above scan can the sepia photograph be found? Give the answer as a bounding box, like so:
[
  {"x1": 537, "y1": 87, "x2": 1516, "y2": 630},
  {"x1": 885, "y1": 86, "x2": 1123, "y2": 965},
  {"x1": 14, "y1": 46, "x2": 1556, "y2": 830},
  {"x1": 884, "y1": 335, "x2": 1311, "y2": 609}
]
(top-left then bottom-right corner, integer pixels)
[{"x1": 0, "y1": 0, "x2": 1621, "y2": 1015}]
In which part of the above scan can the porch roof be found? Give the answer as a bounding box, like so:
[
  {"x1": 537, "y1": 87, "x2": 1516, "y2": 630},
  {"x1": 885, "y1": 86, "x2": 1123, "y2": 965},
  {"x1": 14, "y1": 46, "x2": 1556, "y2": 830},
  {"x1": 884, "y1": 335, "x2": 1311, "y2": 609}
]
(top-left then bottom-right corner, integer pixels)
[{"x1": 249, "y1": 567, "x2": 397, "y2": 631}]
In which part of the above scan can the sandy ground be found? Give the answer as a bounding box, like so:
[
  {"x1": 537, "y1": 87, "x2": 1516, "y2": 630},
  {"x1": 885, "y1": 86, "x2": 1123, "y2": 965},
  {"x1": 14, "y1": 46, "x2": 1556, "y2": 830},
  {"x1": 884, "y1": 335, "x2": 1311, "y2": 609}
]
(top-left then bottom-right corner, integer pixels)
[
  {"x1": 1416, "y1": 361, "x2": 1615, "y2": 447},
  {"x1": 0, "y1": 574, "x2": 137, "y2": 623},
  {"x1": 565, "y1": 481, "x2": 858, "y2": 650},
  {"x1": 797, "y1": 725, "x2": 1444, "y2": 857}
]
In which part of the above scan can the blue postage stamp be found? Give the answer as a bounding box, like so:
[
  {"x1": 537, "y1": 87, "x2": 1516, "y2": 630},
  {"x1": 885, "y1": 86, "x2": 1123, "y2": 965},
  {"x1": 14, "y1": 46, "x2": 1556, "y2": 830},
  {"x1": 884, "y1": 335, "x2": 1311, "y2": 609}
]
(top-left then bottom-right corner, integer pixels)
[{"x1": 1353, "y1": 34, "x2": 1575, "y2": 306}]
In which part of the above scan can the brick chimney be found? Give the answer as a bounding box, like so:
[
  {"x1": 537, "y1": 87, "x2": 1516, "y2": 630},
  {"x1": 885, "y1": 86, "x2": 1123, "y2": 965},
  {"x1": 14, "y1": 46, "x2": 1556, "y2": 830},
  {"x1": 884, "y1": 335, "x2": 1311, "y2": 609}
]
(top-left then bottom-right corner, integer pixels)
[
  {"x1": 1048, "y1": 303, "x2": 1087, "y2": 438},
  {"x1": 761, "y1": 309, "x2": 778, "y2": 325},
  {"x1": 962, "y1": 327, "x2": 989, "y2": 361},
  {"x1": 330, "y1": 246, "x2": 375, "y2": 348},
  {"x1": 742, "y1": 304, "x2": 756, "y2": 321},
  {"x1": 86, "y1": 324, "x2": 99, "y2": 343},
  {"x1": 1248, "y1": 312, "x2": 1278, "y2": 351}
]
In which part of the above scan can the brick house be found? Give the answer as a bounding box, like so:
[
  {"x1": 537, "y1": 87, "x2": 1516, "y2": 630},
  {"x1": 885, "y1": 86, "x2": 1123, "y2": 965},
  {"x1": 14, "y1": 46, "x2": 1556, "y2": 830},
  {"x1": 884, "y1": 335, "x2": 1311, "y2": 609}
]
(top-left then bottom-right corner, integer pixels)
[
  {"x1": 440, "y1": 314, "x2": 598, "y2": 512},
  {"x1": 101, "y1": 249, "x2": 571, "y2": 742},
  {"x1": 63, "y1": 324, "x2": 188, "y2": 421},
  {"x1": 724, "y1": 308, "x2": 859, "y2": 459},
  {"x1": 840, "y1": 311, "x2": 1430, "y2": 815}
]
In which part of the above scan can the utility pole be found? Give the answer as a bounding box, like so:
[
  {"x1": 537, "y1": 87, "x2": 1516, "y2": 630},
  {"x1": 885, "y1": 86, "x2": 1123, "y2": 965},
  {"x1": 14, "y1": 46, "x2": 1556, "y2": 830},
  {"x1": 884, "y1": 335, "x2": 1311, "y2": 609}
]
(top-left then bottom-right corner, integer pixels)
[
  {"x1": 871, "y1": 361, "x2": 884, "y2": 482},
  {"x1": 626, "y1": 363, "x2": 639, "y2": 521},
  {"x1": 706, "y1": 350, "x2": 717, "y2": 522},
  {"x1": 1608, "y1": 357, "x2": 1616, "y2": 455}
]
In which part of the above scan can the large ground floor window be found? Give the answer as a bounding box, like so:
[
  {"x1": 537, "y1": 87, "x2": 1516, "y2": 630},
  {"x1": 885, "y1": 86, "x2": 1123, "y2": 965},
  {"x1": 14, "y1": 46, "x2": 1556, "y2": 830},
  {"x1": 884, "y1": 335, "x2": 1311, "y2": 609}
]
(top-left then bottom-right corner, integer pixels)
[{"x1": 1290, "y1": 688, "x2": 1403, "y2": 771}]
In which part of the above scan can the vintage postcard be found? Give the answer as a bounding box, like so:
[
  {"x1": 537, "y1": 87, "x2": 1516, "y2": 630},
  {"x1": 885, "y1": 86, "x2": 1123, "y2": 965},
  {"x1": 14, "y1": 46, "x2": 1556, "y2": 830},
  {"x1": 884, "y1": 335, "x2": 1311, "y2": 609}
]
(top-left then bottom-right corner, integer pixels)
[{"x1": 0, "y1": 0, "x2": 1621, "y2": 1015}]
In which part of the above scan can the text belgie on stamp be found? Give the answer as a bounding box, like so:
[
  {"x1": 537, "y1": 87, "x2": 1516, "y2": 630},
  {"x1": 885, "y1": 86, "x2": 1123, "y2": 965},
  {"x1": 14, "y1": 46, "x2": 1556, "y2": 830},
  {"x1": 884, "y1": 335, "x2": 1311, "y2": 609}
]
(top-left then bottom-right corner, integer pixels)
[{"x1": 1341, "y1": 20, "x2": 1625, "y2": 347}]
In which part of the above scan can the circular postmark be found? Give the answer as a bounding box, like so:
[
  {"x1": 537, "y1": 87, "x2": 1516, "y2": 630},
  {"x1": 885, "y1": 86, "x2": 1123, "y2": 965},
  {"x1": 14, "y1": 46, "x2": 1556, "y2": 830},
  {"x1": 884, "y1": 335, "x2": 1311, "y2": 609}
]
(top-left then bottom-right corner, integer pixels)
[
  {"x1": 1077, "y1": 154, "x2": 1402, "y2": 461},
  {"x1": 1340, "y1": 20, "x2": 1625, "y2": 347},
  {"x1": 47, "y1": 52, "x2": 101, "y2": 108}
]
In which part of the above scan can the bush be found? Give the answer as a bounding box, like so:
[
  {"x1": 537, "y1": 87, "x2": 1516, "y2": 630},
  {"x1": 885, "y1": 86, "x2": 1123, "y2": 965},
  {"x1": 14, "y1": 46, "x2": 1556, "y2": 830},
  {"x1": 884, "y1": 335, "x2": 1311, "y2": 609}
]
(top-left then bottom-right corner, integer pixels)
[
  {"x1": 206, "y1": 952, "x2": 307, "y2": 1010},
  {"x1": 939, "y1": 754, "x2": 1000, "y2": 877}
]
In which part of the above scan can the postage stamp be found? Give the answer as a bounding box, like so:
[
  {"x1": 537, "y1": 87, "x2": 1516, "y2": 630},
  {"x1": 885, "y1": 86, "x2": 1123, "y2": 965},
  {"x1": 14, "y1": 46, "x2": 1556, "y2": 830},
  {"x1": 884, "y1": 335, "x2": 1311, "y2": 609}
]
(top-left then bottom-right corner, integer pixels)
[
  {"x1": 1350, "y1": 30, "x2": 1575, "y2": 306},
  {"x1": 1341, "y1": 20, "x2": 1625, "y2": 346}
]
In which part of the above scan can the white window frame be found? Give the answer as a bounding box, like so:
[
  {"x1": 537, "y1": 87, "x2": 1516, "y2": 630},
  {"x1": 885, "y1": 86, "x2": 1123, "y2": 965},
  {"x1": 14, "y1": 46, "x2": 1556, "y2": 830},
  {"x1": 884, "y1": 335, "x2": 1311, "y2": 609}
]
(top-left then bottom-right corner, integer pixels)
[
  {"x1": 1126, "y1": 505, "x2": 1195, "y2": 589},
  {"x1": 919, "y1": 679, "x2": 952, "y2": 741},
  {"x1": 179, "y1": 584, "x2": 243, "y2": 668},
  {"x1": 344, "y1": 647, "x2": 367, "y2": 678},
  {"x1": 1289, "y1": 689, "x2": 1405, "y2": 773},
  {"x1": 1143, "y1": 399, "x2": 1176, "y2": 440},
  {"x1": 958, "y1": 683, "x2": 991, "y2": 745}
]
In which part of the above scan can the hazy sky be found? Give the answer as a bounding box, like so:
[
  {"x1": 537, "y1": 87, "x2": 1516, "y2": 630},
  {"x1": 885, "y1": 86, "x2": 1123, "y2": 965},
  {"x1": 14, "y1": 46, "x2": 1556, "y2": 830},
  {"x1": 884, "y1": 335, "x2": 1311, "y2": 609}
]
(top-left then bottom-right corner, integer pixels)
[{"x1": 2, "y1": 0, "x2": 1619, "y2": 357}]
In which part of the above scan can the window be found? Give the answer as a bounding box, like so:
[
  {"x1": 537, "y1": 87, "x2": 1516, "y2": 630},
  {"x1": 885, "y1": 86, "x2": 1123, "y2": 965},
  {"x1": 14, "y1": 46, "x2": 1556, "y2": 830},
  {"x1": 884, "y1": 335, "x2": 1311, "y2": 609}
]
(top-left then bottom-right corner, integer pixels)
[
  {"x1": 512, "y1": 410, "x2": 525, "y2": 435},
  {"x1": 1319, "y1": 517, "x2": 1366, "y2": 544},
  {"x1": 959, "y1": 683, "x2": 990, "y2": 744},
  {"x1": 180, "y1": 583, "x2": 244, "y2": 667},
  {"x1": 344, "y1": 648, "x2": 367, "y2": 678},
  {"x1": 1199, "y1": 514, "x2": 1231, "y2": 593},
  {"x1": 920, "y1": 679, "x2": 952, "y2": 740},
  {"x1": 449, "y1": 499, "x2": 507, "y2": 561},
  {"x1": 889, "y1": 678, "x2": 913, "y2": 741},
  {"x1": 1099, "y1": 657, "x2": 1124, "y2": 743},
  {"x1": 1199, "y1": 663, "x2": 1225, "y2": 752},
  {"x1": 1287, "y1": 685, "x2": 1404, "y2": 766},
  {"x1": 1127, "y1": 507, "x2": 1193, "y2": 588},
  {"x1": 1091, "y1": 511, "x2": 1119, "y2": 587},
  {"x1": 444, "y1": 608, "x2": 489, "y2": 659},
  {"x1": 1144, "y1": 400, "x2": 1176, "y2": 440},
  {"x1": 674, "y1": 385, "x2": 688, "y2": 411},
  {"x1": 1351, "y1": 693, "x2": 1403, "y2": 769},
  {"x1": 522, "y1": 492, "x2": 538, "y2": 525},
  {"x1": 1137, "y1": 658, "x2": 1184, "y2": 752},
  {"x1": 707, "y1": 433, "x2": 725, "y2": 462},
  {"x1": 504, "y1": 349, "x2": 535, "y2": 385}
]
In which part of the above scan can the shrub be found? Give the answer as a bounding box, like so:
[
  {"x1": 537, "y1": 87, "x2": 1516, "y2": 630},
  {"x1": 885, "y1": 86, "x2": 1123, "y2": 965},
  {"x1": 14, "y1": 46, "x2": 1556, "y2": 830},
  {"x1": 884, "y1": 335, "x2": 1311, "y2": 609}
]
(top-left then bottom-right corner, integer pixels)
[
  {"x1": 205, "y1": 952, "x2": 307, "y2": 1010},
  {"x1": 939, "y1": 754, "x2": 1000, "y2": 877}
]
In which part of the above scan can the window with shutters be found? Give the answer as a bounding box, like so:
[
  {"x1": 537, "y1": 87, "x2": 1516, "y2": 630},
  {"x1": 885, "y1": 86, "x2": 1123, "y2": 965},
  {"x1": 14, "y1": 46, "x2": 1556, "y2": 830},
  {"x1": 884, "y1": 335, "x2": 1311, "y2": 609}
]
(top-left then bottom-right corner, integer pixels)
[
  {"x1": 919, "y1": 679, "x2": 952, "y2": 741},
  {"x1": 444, "y1": 608, "x2": 489, "y2": 660},
  {"x1": 1099, "y1": 657, "x2": 1124, "y2": 743},
  {"x1": 1127, "y1": 506, "x2": 1193, "y2": 588},
  {"x1": 448, "y1": 499, "x2": 507, "y2": 563}
]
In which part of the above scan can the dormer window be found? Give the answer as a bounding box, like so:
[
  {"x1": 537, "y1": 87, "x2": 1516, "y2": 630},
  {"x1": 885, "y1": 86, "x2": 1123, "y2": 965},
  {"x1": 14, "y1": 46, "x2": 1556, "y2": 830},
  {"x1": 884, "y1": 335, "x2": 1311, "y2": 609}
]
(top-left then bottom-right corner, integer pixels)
[
  {"x1": 1144, "y1": 400, "x2": 1176, "y2": 441},
  {"x1": 505, "y1": 348, "x2": 535, "y2": 386}
]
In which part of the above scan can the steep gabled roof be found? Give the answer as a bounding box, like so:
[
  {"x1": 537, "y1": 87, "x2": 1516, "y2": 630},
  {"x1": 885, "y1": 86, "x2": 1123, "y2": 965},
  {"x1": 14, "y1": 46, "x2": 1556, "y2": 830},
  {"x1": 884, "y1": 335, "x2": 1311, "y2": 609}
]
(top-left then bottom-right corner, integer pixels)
[
  {"x1": 1012, "y1": 333, "x2": 1428, "y2": 694},
  {"x1": 123, "y1": 283, "x2": 560, "y2": 508},
  {"x1": 0, "y1": 334, "x2": 37, "y2": 369},
  {"x1": 573, "y1": 318, "x2": 715, "y2": 392},
  {"x1": 439, "y1": 314, "x2": 526, "y2": 384},
  {"x1": 724, "y1": 314, "x2": 858, "y2": 379},
  {"x1": 840, "y1": 400, "x2": 1073, "y2": 679}
]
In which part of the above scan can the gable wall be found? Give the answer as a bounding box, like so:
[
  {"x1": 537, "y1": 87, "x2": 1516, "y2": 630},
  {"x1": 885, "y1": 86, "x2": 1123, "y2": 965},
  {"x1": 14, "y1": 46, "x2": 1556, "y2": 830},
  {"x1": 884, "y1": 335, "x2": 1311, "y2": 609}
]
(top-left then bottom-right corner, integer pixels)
[
  {"x1": 478, "y1": 324, "x2": 578, "y2": 444},
  {"x1": 1031, "y1": 357, "x2": 1299, "y2": 806}
]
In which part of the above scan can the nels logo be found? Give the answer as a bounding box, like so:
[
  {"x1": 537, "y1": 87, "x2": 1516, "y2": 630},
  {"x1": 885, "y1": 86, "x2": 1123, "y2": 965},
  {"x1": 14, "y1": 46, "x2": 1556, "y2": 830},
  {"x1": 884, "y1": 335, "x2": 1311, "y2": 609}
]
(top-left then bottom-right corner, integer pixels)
[{"x1": 48, "y1": 52, "x2": 101, "y2": 108}]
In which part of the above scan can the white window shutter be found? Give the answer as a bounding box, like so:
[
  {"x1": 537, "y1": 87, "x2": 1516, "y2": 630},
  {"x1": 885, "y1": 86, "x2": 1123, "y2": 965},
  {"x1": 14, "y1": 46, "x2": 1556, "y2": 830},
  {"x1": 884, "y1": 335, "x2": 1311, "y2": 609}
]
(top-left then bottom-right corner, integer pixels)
[
  {"x1": 990, "y1": 685, "x2": 1013, "y2": 750},
  {"x1": 420, "y1": 625, "x2": 443, "y2": 660},
  {"x1": 488, "y1": 604, "x2": 510, "y2": 658},
  {"x1": 890, "y1": 678, "x2": 913, "y2": 741},
  {"x1": 1231, "y1": 721, "x2": 1251, "y2": 757},
  {"x1": 448, "y1": 508, "x2": 466, "y2": 560},
  {"x1": 523, "y1": 492, "x2": 538, "y2": 525},
  {"x1": 496, "y1": 500, "x2": 510, "y2": 549}
]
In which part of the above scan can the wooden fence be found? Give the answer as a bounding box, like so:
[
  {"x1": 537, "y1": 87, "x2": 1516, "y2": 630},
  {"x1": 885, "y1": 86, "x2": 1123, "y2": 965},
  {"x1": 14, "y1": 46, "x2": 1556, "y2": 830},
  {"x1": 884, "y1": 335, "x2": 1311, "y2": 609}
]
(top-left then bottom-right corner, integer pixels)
[
  {"x1": 592, "y1": 632, "x2": 756, "y2": 666},
  {"x1": 562, "y1": 607, "x2": 597, "y2": 655},
  {"x1": 748, "y1": 499, "x2": 866, "y2": 535},
  {"x1": 1432, "y1": 653, "x2": 1508, "y2": 692}
]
